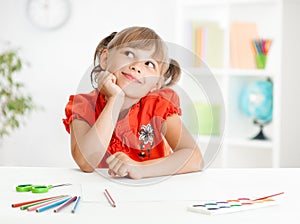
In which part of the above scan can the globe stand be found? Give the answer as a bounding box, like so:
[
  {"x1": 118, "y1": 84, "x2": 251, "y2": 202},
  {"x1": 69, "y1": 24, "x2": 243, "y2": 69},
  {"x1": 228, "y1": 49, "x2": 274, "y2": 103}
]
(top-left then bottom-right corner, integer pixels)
[{"x1": 251, "y1": 119, "x2": 269, "y2": 140}]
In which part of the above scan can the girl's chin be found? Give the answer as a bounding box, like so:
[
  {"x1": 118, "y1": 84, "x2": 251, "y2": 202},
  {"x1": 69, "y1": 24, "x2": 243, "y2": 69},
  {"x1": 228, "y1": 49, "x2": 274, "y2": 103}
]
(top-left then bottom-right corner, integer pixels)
[
  {"x1": 117, "y1": 79, "x2": 140, "y2": 89},
  {"x1": 122, "y1": 88, "x2": 150, "y2": 99}
]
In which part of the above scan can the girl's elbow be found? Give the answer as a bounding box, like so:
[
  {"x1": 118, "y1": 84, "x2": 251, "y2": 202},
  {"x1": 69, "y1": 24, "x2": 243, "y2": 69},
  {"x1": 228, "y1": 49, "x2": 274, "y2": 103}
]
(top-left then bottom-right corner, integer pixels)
[
  {"x1": 79, "y1": 164, "x2": 95, "y2": 173},
  {"x1": 72, "y1": 153, "x2": 95, "y2": 173},
  {"x1": 191, "y1": 160, "x2": 203, "y2": 173},
  {"x1": 196, "y1": 160, "x2": 204, "y2": 172},
  {"x1": 72, "y1": 146, "x2": 95, "y2": 173},
  {"x1": 192, "y1": 149, "x2": 204, "y2": 172}
]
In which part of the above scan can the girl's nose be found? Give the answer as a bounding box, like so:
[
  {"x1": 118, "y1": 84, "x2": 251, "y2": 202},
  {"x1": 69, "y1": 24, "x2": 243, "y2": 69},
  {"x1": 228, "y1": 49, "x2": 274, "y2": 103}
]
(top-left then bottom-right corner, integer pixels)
[{"x1": 130, "y1": 63, "x2": 141, "y2": 74}]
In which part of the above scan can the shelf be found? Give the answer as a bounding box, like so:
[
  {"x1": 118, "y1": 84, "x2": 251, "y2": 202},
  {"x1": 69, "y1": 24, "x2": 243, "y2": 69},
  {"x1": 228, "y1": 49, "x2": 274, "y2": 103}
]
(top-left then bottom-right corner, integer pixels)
[
  {"x1": 186, "y1": 67, "x2": 226, "y2": 76},
  {"x1": 193, "y1": 135, "x2": 224, "y2": 143},
  {"x1": 180, "y1": 0, "x2": 276, "y2": 6},
  {"x1": 193, "y1": 135, "x2": 272, "y2": 149},
  {"x1": 187, "y1": 67, "x2": 274, "y2": 77},
  {"x1": 176, "y1": 0, "x2": 285, "y2": 168},
  {"x1": 226, "y1": 69, "x2": 274, "y2": 77},
  {"x1": 226, "y1": 138, "x2": 273, "y2": 149}
]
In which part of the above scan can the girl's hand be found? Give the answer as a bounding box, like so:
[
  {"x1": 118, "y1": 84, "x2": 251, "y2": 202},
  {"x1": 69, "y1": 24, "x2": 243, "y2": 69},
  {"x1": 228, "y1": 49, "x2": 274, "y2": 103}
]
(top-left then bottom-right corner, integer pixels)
[
  {"x1": 97, "y1": 70, "x2": 124, "y2": 99},
  {"x1": 106, "y1": 152, "x2": 143, "y2": 179}
]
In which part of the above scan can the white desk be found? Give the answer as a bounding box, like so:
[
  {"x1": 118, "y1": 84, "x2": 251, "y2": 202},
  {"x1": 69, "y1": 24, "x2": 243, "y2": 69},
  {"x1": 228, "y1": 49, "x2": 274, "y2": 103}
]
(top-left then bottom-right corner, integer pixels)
[{"x1": 0, "y1": 167, "x2": 299, "y2": 223}]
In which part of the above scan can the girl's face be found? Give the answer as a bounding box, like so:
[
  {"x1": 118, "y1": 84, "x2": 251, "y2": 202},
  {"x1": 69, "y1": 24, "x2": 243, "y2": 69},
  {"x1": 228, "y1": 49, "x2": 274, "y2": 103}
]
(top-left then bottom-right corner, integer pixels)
[{"x1": 103, "y1": 46, "x2": 163, "y2": 99}]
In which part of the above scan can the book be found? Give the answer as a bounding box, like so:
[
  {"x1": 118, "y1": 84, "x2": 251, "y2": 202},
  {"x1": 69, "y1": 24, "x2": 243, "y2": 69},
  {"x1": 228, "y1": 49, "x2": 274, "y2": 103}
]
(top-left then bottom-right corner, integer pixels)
[
  {"x1": 192, "y1": 21, "x2": 224, "y2": 68},
  {"x1": 230, "y1": 22, "x2": 259, "y2": 68},
  {"x1": 194, "y1": 27, "x2": 204, "y2": 66}
]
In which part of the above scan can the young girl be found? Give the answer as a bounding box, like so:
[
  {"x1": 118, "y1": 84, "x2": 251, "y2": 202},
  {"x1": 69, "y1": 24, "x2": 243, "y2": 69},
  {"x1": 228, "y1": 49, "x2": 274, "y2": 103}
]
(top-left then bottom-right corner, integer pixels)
[{"x1": 63, "y1": 26, "x2": 203, "y2": 179}]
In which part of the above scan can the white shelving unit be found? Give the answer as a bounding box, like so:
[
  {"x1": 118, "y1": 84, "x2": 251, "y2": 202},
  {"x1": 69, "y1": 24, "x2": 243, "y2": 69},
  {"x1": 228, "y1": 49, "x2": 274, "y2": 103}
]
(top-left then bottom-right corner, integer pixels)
[{"x1": 174, "y1": 0, "x2": 300, "y2": 168}]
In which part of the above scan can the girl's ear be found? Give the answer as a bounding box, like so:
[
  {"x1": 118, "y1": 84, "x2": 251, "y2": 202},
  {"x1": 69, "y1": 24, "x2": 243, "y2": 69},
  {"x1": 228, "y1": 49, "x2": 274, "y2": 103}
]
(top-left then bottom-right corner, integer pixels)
[{"x1": 99, "y1": 49, "x2": 108, "y2": 70}]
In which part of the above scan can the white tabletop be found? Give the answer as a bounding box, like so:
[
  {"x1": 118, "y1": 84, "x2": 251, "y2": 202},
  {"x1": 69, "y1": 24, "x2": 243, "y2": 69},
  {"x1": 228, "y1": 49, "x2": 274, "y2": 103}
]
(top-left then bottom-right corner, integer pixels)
[{"x1": 0, "y1": 167, "x2": 299, "y2": 223}]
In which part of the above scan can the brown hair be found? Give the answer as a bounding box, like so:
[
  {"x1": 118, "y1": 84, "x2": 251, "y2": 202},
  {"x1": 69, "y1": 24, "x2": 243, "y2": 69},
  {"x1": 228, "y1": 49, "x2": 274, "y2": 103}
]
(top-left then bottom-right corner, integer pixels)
[{"x1": 92, "y1": 26, "x2": 181, "y2": 88}]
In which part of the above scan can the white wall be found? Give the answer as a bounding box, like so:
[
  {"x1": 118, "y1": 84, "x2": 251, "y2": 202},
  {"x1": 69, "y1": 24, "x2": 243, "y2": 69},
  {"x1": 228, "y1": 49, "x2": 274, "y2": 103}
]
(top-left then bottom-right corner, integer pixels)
[
  {"x1": 279, "y1": 1, "x2": 300, "y2": 167},
  {"x1": 0, "y1": 0, "x2": 176, "y2": 167}
]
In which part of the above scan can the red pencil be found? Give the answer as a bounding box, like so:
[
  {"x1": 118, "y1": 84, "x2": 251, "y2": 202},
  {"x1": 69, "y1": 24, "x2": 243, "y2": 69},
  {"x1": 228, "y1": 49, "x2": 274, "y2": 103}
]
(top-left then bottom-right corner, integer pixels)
[
  {"x1": 253, "y1": 192, "x2": 284, "y2": 201},
  {"x1": 11, "y1": 195, "x2": 65, "y2": 208},
  {"x1": 104, "y1": 189, "x2": 116, "y2": 207}
]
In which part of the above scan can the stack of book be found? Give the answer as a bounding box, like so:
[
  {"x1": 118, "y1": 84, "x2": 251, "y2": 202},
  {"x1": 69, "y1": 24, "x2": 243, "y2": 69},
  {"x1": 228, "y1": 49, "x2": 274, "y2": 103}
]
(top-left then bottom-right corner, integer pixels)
[{"x1": 192, "y1": 21, "x2": 224, "y2": 68}]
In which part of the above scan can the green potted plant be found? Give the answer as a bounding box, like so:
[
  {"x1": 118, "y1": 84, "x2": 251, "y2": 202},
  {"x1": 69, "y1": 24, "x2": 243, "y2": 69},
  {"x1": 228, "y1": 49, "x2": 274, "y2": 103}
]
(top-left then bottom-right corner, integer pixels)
[{"x1": 0, "y1": 49, "x2": 37, "y2": 138}]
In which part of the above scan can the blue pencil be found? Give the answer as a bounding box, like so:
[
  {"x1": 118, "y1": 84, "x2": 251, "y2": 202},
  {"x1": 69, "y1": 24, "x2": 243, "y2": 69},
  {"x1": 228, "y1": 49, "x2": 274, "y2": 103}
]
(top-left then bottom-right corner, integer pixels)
[
  {"x1": 36, "y1": 196, "x2": 71, "y2": 213},
  {"x1": 71, "y1": 196, "x2": 81, "y2": 213}
]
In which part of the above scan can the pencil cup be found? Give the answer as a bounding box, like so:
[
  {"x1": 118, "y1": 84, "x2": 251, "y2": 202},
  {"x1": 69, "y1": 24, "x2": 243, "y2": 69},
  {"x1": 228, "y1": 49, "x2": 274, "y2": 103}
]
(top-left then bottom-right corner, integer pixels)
[{"x1": 255, "y1": 54, "x2": 267, "y2": 69}]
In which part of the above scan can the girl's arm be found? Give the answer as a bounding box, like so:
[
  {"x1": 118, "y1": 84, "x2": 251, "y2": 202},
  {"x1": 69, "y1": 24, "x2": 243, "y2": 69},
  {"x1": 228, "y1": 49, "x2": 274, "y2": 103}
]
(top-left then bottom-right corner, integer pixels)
[
  {"x1": 106, "y1": 114, "x2": 203, "y2": 179},
  {"x1": 70, "y1": 71, "x2": 124, "y2": 172},
  {"x1": 70, "y1": 95, "x2": 123, "y2": 172}
]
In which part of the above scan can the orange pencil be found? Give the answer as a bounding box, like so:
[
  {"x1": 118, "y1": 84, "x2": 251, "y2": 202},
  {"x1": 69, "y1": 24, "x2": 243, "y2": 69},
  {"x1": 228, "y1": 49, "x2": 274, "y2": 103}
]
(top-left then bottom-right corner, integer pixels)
[
  {"x1": 250, "y1": 40, "x2": 257, "y2": 55},
  {"x1": 11, "y1": 195, "x2": 65, "y2": 208},
  {"x1": 264, "y1": 39, "x2": 272, "y2": 54},
  {"x1": 253, "y1": 192, "x2": 284, "y2": 201}
]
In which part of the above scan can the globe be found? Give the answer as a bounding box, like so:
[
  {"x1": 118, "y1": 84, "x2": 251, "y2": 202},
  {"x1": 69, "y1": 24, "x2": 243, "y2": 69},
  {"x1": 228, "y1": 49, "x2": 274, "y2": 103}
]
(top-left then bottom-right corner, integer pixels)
[{"x1": 240, "y1": 80, "x2": 273, "y2": 140}]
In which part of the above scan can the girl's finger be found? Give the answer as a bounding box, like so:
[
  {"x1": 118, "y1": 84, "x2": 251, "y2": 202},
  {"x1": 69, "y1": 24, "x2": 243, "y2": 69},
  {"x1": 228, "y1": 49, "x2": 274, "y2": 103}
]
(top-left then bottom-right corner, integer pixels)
[
  {"x1": 102, "y1": 72, "x2": 114, "y2": 84},
  {"x1": 97, "y1": 71, "x2": 113, "y2": 86},
  {"x1": 106, "y1": 154, "x2": 115, "y2": 164},
  {"x1": 107, "y1": 157, "x2": 119, "y2": 170},
  {"x1": 108, "y1": 169, "x2": 117, "y2": 177},
  {"x1": 110, "y1": 74, "x2": 117, "y2": 84},
  {"x1": 106, "y1": 152, "x2": 122, "y2": 165},
  {"x1": 118, "y1": 165, "x2": 129, "y2": 177},
  {"x1": 111, "y1": 159, "x2": 123, "y2": 174}
]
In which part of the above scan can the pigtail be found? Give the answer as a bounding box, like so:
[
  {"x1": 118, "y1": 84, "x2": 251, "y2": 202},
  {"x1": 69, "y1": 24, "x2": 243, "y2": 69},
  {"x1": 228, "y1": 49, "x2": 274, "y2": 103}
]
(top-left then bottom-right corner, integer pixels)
[
  {"x1": 91, "y1": 32, "x2": 117, "y2": 89},
  {"x1": 93, "y1": 32, "x2": 117, "y2": 65},
  {"x1": 163, "y1": 59, "x2": 181, "y2": 87}
]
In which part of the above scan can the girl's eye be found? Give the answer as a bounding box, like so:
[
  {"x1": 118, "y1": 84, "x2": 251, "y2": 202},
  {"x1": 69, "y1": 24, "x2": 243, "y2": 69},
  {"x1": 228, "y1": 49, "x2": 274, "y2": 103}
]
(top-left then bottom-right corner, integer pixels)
[
  {"x1": 145, "y1": 61, "x2": 155, "y2": 69},
  {"x1": 125, "y1": 51, "x2": 134, "y2": 58}
]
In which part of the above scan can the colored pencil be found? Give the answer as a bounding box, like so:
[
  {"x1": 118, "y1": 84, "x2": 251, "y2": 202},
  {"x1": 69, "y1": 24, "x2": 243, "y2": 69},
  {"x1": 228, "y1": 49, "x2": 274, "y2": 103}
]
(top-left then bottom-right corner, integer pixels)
[
  {"x1": 19, "y1": 195, "x2": 67, "y2": 210},
  {"x1": 36, "y1": 196, "x2": 71, "y2": 213},
  {"x1": 264, "y1": 39, "x2": 272, "y2": 54},
  {"x1": 12, "y1": 195, "x2": 64, "y2": 208},
  {"x1": 54, "y1": 196, "x2": 77, "y2": 213},
  {"x1": 250, "y1": 41, "x2": 257, "y2": 55},
  {"x1": 104, "y1": 189, "x2": 116, "y2": 208},
  {"x1": 251, "y1": 39, "x2": 273, "y2": 55},
  {"x1": 253, "y1": 192, "x2": 284, "y2": 201},
  {"x1": 27, "y1": 196, "x2": 69, "y2": 211},
  {"x1": 71, "y1": 196, "x2": 81, "y2": 213}
]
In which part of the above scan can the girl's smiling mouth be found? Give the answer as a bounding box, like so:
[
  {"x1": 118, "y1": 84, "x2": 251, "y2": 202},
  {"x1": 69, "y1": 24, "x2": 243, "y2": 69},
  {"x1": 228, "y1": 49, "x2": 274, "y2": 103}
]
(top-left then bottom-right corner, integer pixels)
[{"x1": 121, "y1": 72, "x2": 142, "y2": 83}]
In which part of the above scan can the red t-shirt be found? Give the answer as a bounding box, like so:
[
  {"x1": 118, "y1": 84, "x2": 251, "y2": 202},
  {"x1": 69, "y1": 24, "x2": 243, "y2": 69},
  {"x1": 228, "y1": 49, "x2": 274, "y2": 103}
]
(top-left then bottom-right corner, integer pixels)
[{"x1": 63, "y1": 88, "x2": 181, "y2": 168}]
